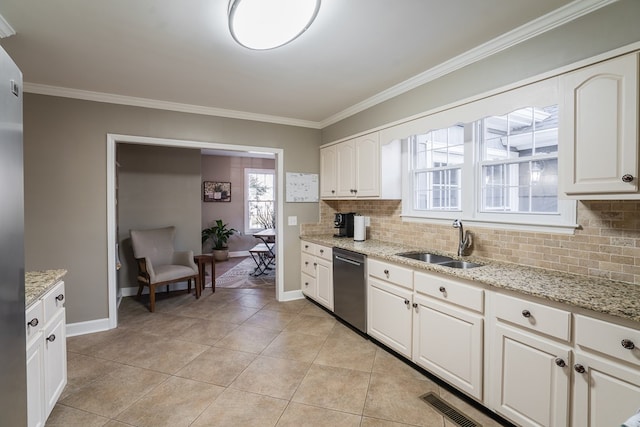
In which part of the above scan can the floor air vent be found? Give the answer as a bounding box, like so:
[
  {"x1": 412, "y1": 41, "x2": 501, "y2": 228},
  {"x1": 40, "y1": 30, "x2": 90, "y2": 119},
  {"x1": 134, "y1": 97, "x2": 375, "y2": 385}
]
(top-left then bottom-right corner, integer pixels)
[{"x1": 420, "y1": 392, "x2": 480, "y2": 427}]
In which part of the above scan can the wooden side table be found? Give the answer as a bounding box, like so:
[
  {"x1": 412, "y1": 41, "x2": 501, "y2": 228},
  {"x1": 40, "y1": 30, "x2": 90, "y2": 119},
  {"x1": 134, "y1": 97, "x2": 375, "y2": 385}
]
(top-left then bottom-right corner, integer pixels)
[{"x1": 194, "y1": 254, "x2": 215, "y2": 295}]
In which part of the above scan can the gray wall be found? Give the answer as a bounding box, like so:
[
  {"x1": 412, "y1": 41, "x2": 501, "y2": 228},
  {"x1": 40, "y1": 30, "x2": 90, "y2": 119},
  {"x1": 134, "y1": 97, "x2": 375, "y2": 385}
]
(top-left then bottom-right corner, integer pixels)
[
  {"x1": 201, "y1": 155, "x2": 276, "y2": 253},
  {"x1": 322, "y1": 0, "x2": 640, "y2": 143},
  {"x1": 23, "y1": 95, "x2": 321, "y2": 323},
  {"x1": 117, "y1": 144, "x2": 202, "y2": 292}
]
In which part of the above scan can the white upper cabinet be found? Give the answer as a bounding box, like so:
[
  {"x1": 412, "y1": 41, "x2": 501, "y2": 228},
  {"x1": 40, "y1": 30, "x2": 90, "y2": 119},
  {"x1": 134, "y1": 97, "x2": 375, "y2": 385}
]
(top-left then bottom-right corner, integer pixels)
[
  {"x1": 560, "y1": 52, "x2": 639, "y2": 198},
  {"x1": 320, "y1": 132, "x2": 401, "y2": 200}
]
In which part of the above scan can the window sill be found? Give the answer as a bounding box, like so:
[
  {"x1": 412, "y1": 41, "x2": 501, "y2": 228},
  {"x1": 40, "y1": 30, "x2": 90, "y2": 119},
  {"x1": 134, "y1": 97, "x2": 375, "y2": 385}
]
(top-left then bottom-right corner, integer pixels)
[{"x1": 400, "y1": 214, "x2": 579, "y2": 235}]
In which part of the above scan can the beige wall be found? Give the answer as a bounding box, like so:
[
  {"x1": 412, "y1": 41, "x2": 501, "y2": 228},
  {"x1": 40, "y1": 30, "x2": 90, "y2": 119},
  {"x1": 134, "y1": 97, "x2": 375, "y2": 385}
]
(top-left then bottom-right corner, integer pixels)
[
  {"x1": 322, "y1": 0, "x2": 640, "y2": 143},
  {"x1": 117, "y1": 144, "x2": 202, "y2": 291},
  {"x1": 23, "y1": 95, "x2": 321, "y2": 323},
  {"x1": 302, "y1": 200, "x2": 640, "y2": 286},
  {"x1": 201, "y1": 155, "x2": 276, "y2": 252}
]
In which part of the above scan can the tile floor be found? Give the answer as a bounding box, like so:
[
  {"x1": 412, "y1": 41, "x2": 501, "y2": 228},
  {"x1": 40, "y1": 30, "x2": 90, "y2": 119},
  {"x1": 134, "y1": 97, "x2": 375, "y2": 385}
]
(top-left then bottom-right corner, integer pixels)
[{"x1": 50, "y1": 258, "x2": 509, "y2": 427}]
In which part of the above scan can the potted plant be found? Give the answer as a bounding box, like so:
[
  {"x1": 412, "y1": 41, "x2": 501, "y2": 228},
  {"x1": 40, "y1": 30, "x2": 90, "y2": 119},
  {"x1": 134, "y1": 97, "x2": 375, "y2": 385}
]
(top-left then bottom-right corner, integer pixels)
[{"x1": 202, "y1": 219, "x2": 237, "y2": 261}]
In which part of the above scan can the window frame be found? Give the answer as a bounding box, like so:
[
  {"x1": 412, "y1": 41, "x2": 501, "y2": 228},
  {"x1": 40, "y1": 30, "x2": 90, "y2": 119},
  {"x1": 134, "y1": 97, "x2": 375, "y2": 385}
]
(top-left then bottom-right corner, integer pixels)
[{"x1": 244, "y1": 168, "x2": 276, "y2": 234}]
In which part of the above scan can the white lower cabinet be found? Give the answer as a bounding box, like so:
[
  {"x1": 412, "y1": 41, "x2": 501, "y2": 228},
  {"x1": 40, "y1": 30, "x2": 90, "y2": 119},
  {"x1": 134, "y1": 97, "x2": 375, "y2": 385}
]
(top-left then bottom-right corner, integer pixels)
[
  {"x1": 300, "y1": 241, "x2": 333, "y2": 311},
  {"x1": 367, "y1": 277, "x2": 413, "y2": 358},
  {"x1": 26, "y1": 281, "x2": 67, "y2": 427}
]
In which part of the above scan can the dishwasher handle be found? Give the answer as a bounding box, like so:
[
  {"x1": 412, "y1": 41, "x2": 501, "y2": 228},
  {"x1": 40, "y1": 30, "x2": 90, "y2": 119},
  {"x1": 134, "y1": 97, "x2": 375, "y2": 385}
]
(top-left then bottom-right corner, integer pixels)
[{"x1": 334, "y1": 255, "x2": 362, "y2": 267}]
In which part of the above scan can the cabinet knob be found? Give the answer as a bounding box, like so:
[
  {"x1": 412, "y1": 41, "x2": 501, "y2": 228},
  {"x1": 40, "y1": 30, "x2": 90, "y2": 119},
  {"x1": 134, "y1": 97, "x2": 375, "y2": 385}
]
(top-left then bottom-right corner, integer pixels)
[
  {"x1": 574, "y1": 364, "x2": 586, "y2": 374},
  {"x1": 522, "y1": 309, "x2": 531, "y2": 318},
  {"x1": 56, "y1": 294, "x2": 64, "y2": 302},
  {"x1": 319, "y1": 249, "x2": 324, "y2": 254},
  {"x1": 621, "y1": 339, "x2": 635, "y2": 350},
  {"x1": 304, "y1": 282, "x2": 309, "y2": 287},
  {"x1": 331, "y1": 190, "x2": 335, "y2": 194},
  {"x1": 622, "y1": 174, "x2": 634, "y2": 183},
  {"x1": 313, "y1": 262, "x2": 317, "y2": 267},
  {"x1": 305, "y1": 245, "x2": 309, "y2": 249},
  {"x1": 439, "y1": 286, "x2": 446, "y2": 293},
  {"x1": 384, "y1": 269, "x2": 389, "y2": 275},
  {"x1": 46, "y1": 334, "x2": 56, "y2": 343},
  {"x1": 555, "y1": 358, "x2": 566, "y2": 367},
  {"x1": 404, "y1": 299, "x2": 410, "y2": 306},
  {"x1": 27, "y1": 318, "x2": 39, "y2": 327},
  {"x1": 305, "y1": 261, "x2": 309, "y2": 266},
  {"x1": 412, "y1": 303, "x2": 418, "y2": 309}
]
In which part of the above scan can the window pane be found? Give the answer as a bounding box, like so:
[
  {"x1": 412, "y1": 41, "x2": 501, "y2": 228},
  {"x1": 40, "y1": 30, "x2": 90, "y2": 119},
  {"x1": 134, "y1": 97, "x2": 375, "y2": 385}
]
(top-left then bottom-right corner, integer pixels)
[
  {"x1": 414, "y1": 169, "x2": 461, "y2": 211},
  {"x1": 247, "y1": 171, "x2": 275, "y2": 230}
]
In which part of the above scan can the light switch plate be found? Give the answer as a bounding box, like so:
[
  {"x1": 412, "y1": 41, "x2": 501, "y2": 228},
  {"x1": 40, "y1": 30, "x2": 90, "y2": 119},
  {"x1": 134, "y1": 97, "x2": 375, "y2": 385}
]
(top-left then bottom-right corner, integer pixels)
[{"x1": 288, "y1": 216, "x2": 297, "y2": 226}]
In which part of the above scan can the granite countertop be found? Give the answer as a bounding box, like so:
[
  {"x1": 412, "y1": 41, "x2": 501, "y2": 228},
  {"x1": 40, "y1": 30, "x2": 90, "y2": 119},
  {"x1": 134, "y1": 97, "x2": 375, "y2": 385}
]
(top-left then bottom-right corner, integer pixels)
[
  {"x1": 302, "y1": 234, "x2": 640, "y2": 324},
  {"x1": 25, "y1": 269, "x2": 67, "y2": 307}
]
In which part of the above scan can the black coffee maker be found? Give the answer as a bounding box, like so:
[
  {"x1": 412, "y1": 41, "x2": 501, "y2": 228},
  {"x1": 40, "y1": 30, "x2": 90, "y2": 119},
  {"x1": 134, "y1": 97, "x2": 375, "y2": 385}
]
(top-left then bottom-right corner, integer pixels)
[{"x1": 334, "y1": 212, "x2": 355, "y2": 237}]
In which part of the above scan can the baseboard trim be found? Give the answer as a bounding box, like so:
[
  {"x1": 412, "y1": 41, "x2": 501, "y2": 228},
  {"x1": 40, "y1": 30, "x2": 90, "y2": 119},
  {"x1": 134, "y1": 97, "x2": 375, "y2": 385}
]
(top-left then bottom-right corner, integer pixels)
[
  {"x1": 120, "y1": 281, "x2": 192, "y2": 297},
  {"x1": 66, "y1": 317, "x2": 111, "y2": 337},
  {"x1": 279, "y1": 289, "x2": 304, "y2": 301}
]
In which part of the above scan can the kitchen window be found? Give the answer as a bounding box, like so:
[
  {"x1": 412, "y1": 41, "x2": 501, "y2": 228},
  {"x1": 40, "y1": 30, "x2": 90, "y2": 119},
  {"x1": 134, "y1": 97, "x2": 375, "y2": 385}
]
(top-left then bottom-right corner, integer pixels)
[
  {"x1": 398, "y1": 77, "x2": 576, "y2": 232},
  {"x1": 245, "y1": 168, "x2": 275, "y2": 232}
]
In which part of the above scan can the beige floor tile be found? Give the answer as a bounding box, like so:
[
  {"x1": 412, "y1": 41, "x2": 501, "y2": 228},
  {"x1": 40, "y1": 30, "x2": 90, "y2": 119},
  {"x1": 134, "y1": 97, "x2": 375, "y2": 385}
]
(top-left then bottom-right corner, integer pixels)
[
  {"x1": 234, "y1": 293, "x2": 273, "y2": 309},
  {"x1": 60, "y1": 364, "x2": 169, "y2": 417},
  {"x1": 66, "y1": 327, "x2": 131, "y2": 355},
  {"x1": 292, "y1": 364, "x2": 371, "y2": 415},
  {"x1": 230, "y1": 355, "x2": 310, "y2": 400},
  {"x1": 438, "y1": 387, "x2": 507, "y2": 427},
  {"x1": 262, "y1": 298, "x2": 309, "y2": 313},
  {"x1": 261, "y1": 331, "x2": 326, "y2": 362},
  {"x1": 276, "y1": 402, "x2": 362, "y2": 427},
  {"x1": 103, "y1": 421, "x2": 133, "y2": 427},
  {"x1": 299, "y1": 302, "x2": 334, "y2": 318},
  {"x1": 363, "y1": 371, "x2": 442, "y2": 426},
  {"x1": 61, "y1": 353, "x2": 121, "y2": 400},
  {"x1": 284, "y1": 314, "x2": 337, "y2": 338},
  {"x1": 372, "y1": 347, "x2": 429, "y2": 381},
  {"x1": 172, "y1": 317, "x2": 240, "y2": 346},
  {"x1": 116, "y1": 376, "x2": 225, "y2": 427},
  {"x1": 360, "y1": 416, "x2": 420, "y2": 427},
  {"x1": 192, "y1": 388, "x2": 287, "y2": 427},
  {"x1": 241, "y1": 309, "x2": 298, "y2": 331},
  {"x1": 215, "y1": 325, "x2": 279, "y2": 353},
  {"x1": 45, "y1": 404, "x2": 110, "y2": 426},
  {"x1": 207, "y1": 304, "x2": 261, "y2": 324},
  {"x1": 314, "y1": 328, "x2": 377, "y2": 372},
  {"x1": 176, "y1": 346, "x2": 257, "y2": 386},
  {"x1": 128, "y1": 311, "x2": 200, "y2": 338}
]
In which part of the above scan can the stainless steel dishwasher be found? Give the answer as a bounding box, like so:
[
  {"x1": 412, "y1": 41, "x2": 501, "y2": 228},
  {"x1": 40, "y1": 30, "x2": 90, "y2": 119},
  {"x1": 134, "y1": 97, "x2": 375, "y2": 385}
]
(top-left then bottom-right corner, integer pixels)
[{"x1": 333, "y1": 247, "x2": 367, "y2": 333}]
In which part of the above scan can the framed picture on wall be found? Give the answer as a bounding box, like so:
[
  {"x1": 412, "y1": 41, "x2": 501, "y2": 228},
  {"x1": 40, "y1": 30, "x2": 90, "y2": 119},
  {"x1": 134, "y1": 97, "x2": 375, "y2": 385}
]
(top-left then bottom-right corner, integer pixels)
[{"x1": 203, "y1": 181, "x2": 231, "y2": 202}]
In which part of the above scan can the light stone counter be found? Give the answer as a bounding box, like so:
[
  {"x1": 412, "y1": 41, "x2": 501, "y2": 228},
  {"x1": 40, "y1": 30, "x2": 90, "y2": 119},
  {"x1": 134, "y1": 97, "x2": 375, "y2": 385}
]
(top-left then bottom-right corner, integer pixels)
[
  {"x1": 25, "y1": 269, "x2": 67, "y2": 307},
  {"x1": 302, "y1": 234, "x2": 640, "y2": 324}
]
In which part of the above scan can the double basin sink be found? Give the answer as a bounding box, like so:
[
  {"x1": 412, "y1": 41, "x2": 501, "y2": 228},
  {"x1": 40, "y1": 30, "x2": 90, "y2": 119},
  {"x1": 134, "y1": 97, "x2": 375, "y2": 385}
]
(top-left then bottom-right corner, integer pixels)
[{"x1": 396, "y1": 252, "x2": 483, "y2": 269}]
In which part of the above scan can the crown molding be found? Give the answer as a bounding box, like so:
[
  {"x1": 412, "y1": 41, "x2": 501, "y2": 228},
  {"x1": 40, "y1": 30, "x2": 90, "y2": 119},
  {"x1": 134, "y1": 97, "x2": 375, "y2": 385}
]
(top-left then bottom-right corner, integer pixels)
[
  {"x1": 23, "y1": 83, "x2": 323, "y2": 129},
  {"x1": 0, "y1": 13, "x2": 16, "y2": 38},
  {"x1": 319, "y1": 0, "x2": 619, "y2": 128}
]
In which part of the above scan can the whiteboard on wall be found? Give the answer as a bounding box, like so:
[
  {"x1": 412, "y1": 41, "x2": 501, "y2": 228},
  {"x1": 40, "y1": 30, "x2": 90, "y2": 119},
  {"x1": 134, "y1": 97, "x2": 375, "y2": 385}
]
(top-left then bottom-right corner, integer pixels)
[{"x1": 286, "y1": 172, "x2": 319, "y2": 202}]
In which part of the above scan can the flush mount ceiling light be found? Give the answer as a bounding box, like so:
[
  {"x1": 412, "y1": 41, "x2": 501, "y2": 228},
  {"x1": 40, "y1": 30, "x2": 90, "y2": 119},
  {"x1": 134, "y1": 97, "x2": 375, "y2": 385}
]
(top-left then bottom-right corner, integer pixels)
[{"x1": 228, "y1": 0, "x2": 321, "y2": 50}]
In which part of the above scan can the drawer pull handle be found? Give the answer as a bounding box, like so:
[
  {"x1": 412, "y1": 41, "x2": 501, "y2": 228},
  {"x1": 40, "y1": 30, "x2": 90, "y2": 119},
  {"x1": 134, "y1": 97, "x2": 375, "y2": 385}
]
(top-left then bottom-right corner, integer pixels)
[
  {"x1": 439, "y1": 286, "x2": 446, "y2": 293},
  {"x1": 46, "y1": 334, "x2": 56, "y2": 343},
  {"x1": 305, "y1": 245, "x2": 309, "y2": 249},
  {"x1": 412, "y1": 303, "x2": 418, "y2": 309},
  {"x1": 522, "y1": 309, "x2": 531, "y2": 318},
  {"x1": 384, "y1": 269, "x2": 389, "y2": 276},
  {"x1": 56, "y1": 294, "x2": 64, "y2": 302},
  {"x1": 622, "y1": 174, "x2": 634, "y2": 183},
  {"x1": 305, "y1": 261, "x2": 309, "y2": 265},
  {"x1": 555, "y1": 358, "x2": 566, "y2": 368},
  {"x1": 313, "y1": 263, "x2": 317, "y2": 267},
  {"x1": 319, "y1": 249, "x2": 324, "y2": 254},
  {"x1": 622, "y1": 339, "x2": 635, "y2": 350},
  {"x1": 404, "y1": 299, "x2": 410, "y2": 306},
  {"x1": 28, "y1": 318, "x2": 39, "y2": 327},
  {"x1": 304, "y1": 282, "x2": 309, "y2": 287},
  {"x1": 574, "y1": 364, "x2": 586, "y2": 374}
]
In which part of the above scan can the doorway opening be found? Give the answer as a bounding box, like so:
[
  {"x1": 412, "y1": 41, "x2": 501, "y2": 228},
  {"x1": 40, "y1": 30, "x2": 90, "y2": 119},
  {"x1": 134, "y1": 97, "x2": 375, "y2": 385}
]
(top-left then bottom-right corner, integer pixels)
[{"x1": 106, "y1": 134, "x2": 284, "y2": 328}]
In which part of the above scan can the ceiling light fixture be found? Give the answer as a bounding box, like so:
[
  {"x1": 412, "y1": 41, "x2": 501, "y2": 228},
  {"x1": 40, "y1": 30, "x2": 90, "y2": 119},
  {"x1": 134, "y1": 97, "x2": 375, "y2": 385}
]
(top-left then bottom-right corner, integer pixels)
[{"x1": 228, "y1": 0, "x2": 321, "y2": 50}]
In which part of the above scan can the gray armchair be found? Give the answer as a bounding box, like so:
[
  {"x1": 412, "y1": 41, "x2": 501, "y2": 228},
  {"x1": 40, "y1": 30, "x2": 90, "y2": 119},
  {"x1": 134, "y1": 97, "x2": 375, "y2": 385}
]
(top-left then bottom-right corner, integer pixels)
[{"x1": 130, "y1": 226, "x2": 199, "y2": 312}]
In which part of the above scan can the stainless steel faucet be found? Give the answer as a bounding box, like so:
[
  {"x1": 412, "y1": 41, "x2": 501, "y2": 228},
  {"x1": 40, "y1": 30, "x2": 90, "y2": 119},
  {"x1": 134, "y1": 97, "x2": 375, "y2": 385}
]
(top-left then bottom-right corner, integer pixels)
[{"x1": 452, "y1": 219, "x2": 472, "y2": 256}]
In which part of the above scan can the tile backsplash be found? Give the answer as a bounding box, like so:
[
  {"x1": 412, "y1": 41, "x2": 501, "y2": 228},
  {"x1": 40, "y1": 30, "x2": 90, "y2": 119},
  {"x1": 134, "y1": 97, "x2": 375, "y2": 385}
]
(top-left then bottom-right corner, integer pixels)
[{"x1": 300, "y1": 200, "x2": 640, "y2": 285}]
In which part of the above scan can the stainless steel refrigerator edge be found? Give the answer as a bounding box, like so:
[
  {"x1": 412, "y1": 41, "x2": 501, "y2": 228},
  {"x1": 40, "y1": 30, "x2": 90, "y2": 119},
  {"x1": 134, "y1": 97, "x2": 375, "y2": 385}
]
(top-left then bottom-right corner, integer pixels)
[{"x1": 0, "y1": 45, "x2": 27, "y2": 426}]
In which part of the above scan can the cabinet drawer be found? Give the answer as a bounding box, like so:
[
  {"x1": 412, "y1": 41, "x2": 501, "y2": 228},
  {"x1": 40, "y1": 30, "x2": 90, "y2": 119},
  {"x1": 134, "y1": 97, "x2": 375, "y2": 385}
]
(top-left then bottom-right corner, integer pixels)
[
  {"x1": 42, "y1": 281, "x2": 65, "y2": 324},
  {"x1": 494, "y1": 293, "x2": 571, "y2": 342},
  {"x1": 26, "y1": 300, "x2": 44, "y2": 340},
  {"x1": 315, "y1": 244, "x2": 332, "y2": 261},
  {"x1": 301, "y1": 253, "x2": 316, "y2": 277},
  {"x1": 368, "y1": 258, "x2": 413, "y2": 290},
  {"x1": 301, "y1": 240, "x2": 315, "y2": 254},
  {"x1": 575, "y1": 315, "x2": 640, "y2": 367},
  {"x1": 301, "y1": 272, "x2": 317, "y2": 298},
  {"x1": 414, "y1": 271, "x2": 483, "y2": 313}
]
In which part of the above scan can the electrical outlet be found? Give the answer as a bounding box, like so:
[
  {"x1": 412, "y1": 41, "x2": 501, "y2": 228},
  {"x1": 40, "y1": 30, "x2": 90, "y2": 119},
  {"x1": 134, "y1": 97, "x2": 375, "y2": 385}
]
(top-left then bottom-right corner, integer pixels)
[
  {"x1": 288, "y1": 216, "x2": 298, "y2": 226},
  {"x1": 364, "y1": 216, "x2": 371, "y2": 226}
]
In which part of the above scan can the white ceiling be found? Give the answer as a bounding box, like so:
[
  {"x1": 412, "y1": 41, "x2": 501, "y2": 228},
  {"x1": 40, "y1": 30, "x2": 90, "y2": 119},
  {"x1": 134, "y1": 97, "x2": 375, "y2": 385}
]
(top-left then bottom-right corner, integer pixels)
[{"x1": 0, "y1": 0, "x2": 611, "y2": 128}]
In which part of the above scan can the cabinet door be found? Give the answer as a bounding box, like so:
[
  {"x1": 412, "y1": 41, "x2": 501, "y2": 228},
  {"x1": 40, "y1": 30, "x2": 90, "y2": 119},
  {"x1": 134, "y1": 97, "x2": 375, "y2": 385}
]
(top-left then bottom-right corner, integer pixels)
[
  {"x1": 315, "y1": 258, "x2": 333, "y2": 311},
  {"x1": 320, "y1": 146, "x2": 337, "y2": 198},
  {"x1": 561, "y1": 52, "x2": 639, "y2": 196},
  {"x1": 26, "y1": 335, "x2": 45, "y2": 427},
  {"x1": 572, "y1": 351, "x2": 640, "y2": 427},
  {"x1": 491, "y1": 323, "x2": 571, "y2": 427},
  {"x1": 44, "y1": 309, "x2": 67, "y2": 418},
  {"x1": 413, "y1": 295, "x2": 483, "y2": 400},
  {"x1": 355, "y1": 133, "x2": 380, "y2": 197},
  {"x1": 367, "y1": 278, "x2": 413, "y2": 358},
  {"x1": 336, "y1": 140, "x2": 356, "y2": 198},
  {"x1": 301, "y1": 272, "x2": 317, "y2": 298}
]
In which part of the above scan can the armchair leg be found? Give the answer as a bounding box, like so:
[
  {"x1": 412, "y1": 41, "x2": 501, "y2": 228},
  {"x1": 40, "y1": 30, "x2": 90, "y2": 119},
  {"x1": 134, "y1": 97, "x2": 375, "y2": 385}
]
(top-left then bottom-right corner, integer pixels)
[
  {"x1": 137, "y1": 283, "x2": 144, "y2": 298},
  {"x1": 149, "y1": 285, "x2": 156, "y2": 312}
]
